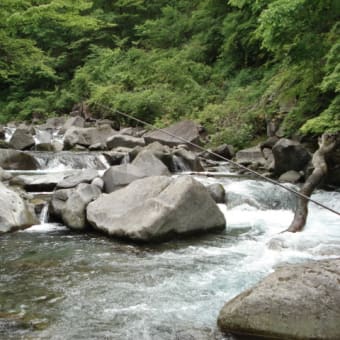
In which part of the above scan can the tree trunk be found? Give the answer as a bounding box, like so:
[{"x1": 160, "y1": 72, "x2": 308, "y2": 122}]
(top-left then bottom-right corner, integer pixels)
[{"x1": 286, "y1": 133, "x2": 337, "y2": 233}]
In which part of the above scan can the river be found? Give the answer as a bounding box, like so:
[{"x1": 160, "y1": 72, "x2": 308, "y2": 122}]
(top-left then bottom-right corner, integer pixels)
[{"x1": 1, "y1": 166, "x2": 339, "y2": 339}]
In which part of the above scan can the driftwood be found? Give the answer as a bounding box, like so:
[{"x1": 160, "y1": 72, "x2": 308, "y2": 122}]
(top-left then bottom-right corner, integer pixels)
[{"x1": 286, "y1": 133, "x2": 337, "y2": 233}]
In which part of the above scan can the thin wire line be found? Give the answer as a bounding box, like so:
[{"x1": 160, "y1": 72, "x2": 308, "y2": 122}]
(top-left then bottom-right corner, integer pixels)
[{"x1": 94, "y1": 102, "x2": 340, "y2": 217}]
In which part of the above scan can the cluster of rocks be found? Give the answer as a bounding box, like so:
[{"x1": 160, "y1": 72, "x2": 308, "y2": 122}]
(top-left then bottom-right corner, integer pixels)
[
  {"x1": 1, "y1": 115, "x2": 339, "y2": 339},
  {"x1": 0, "y1": 117, "x2": 227, "y2": 240}
]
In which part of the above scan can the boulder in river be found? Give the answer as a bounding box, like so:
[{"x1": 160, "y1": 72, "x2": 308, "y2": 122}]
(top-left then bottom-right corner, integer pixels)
[
  {"x1": 0, "y1": 182, "x2": 38, "y2": 233},
  {"x1": 9, "y1": 129, "x2": 35, "y2": 150},
  {"x1": 143, "y1": 120, "x2": 203, "y2": 149},
  {"x1": 272, "y1": 138, "x2": 311, "y2": 176},
  {"x1": 63, "y1": 125, "x2": 117, "y2": 149},
  {"x1": 103, "y1": 150, "x2": 170, "y2": 193},
  {"x1": 218, "y1": 258, "x2": 340, "y2": 340},
  {"x1": 56, "y1": 169, "x2": 99, "y2": 189},
  {"x1": 106, "y1": 134, "x2": 145, "y2": 149},
  {"x1": 61, "y1": 183, "x2": 101, "y2": 230},
  {"x1": 87, "y1": 175, "x2": 226, "y2": 242},
  {"x1": 0, "y1": 149, "x2": 39, "y2": 170}
]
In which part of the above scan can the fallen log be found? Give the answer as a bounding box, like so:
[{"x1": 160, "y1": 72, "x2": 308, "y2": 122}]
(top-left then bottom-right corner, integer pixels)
[{"x1": 286, "y1": 133, "x2": 338, "y2": 232}]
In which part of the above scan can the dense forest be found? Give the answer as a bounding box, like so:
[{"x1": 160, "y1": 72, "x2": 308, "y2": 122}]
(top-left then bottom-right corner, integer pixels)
[{"x1": 1, "y1": 0, "x2": 339, "y2": 148}]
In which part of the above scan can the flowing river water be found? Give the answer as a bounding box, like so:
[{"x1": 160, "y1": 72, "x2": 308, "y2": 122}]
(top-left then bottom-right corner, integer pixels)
[{"x1": 1, "y1": 155, "x2": 340, "y2": 339}]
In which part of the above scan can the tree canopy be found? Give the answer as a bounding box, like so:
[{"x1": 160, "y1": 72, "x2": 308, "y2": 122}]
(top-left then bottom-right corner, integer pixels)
[{"x1": 0, "y1": 0, "x2": 339, "y2": 147}]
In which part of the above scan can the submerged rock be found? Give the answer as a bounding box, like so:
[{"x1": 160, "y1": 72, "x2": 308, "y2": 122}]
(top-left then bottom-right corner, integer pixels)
[
  {"x1": 0, "y1": 182, "x2": 38, "y2": 233},
  {"x1": 218, "y1": 258, "x2": 340, "y2": 340},
  {"x1": 87, "y1": 175, "x2": 226, "y2": 242}
]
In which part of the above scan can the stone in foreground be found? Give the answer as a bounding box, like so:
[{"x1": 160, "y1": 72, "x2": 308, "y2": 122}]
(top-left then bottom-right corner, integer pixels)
[
  {"x1": 218, "y1": 258, "x2": 340, "y2": 340},
  {"x1": 87, "y1": 176, "x2": 226, "y2": 242},
  {"x1": 0, "y1": 182, "x2": 38, "y2": 233}
]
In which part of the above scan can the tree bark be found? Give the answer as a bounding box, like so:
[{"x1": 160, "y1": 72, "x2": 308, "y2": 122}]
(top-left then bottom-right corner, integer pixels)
[{"x1": 286, "y1": 133, "x2": 337, "y2": 233}]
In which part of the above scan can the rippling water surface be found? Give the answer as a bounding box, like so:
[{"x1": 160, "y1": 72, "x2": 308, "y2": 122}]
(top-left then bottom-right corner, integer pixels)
[{"x1": 1, "y1": 176, "x2": 339, "y2": 340}]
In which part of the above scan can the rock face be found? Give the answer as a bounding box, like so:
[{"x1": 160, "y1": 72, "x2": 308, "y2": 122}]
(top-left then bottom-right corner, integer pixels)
[
  {"x1": 218, "y1": 258, "x2": 340, "y2": 340},
  {"x1": 144, "y1": 120, "x2": 203, "y2": 149},
  {"x1": 87, "y1": 176, "x2": 226, "y2": 242},
  {"x1": 9, "y1": 129, "x2": 35, "y2": 150},
  {"x1": 0, "y1": 149, "x2": 39, "y2": 170},
  {"x1": 63, "y1": 125, "x2": 116, "y2": 149},
  {"x1": 57, "y1": 169, "x2": 99, "y2": 189},
  {"x1": 102, "y1": 151, "x2": 170, "y2": 193},
  {"x1": 235, "y1": 146, "x2": 266, "y2": 166},
  {"x1": 61, "y1": 183, "x2": 101, "y2": 230},
  {"x1": 50, "y1": 184, "x2": 101, "y2": 229},
  {"x1": 272, "y1": 138, "x2": 311, "y2": 175},
  {"x1": 0, "y1": 182, "x2": 38, "y2": 233}
]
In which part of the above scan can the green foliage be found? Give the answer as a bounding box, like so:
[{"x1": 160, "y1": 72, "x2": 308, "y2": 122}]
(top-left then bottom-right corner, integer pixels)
[{"x1": 0, "y1": 0, "x2": 339, "y2": 143}]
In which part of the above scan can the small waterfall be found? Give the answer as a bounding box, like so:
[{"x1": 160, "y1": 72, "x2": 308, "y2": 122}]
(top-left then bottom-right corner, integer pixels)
[
  {"x1": 122, "y1": 153, "x2": 130, "y2": 164},
  {"x1": 39, "y1": 203, "x2": 49, "y2": 224},
  {"x1": 32, "y1": 151, "x2": 109, "y2": 170},
  {"x1": 172, "y1": 155, "x2": 191, "y2": 172},
  {"x1": 4, "y1": 127, "x2": 16, "y2": 142}
]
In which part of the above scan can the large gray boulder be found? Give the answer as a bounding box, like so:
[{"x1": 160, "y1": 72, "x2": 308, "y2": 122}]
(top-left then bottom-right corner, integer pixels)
[
  {"x1": 102, "y1": 150, "x2": 170, "y2": 193},
  {"x1": 0, "y1": 149, "x2": 39, "y2": 170},
  {"x1": 50, "y1": 184, "x2": 101, "y2": 229},
  {"x1": 56, "y1": 169, "x2": 99, "y2": 189},
  {"x1": 143, "y1": 120, "x2": 203, "y2": 149},
  {"x1": 235, "y1": 146, "x2": 266, "y2": 166},
  {"x1": 61, "y1": 183, "x2": 101, "y2": 230},
  {"x1": 272, "y1": 138, "x2": 311, "y2": 176},
  {"x1": 10, "y1": 173, "x2": 64, "y2": 192},
  {"x1": 106, "y1": 134, "x2": 145, "y2": 149},
  {"x1": 0, "y1": 182, "x2": 38, "y2": 233},
  {"x1": 9, "y1": 129, "x2": 35, "y2": 150},
  {"x1": 87, "y1": 176, "x2": 226, "y2": 242},
  {"x1": 63, "y1": 125, "x2": 117, "y2": 149},
  {"x1": 172, "y1": 148, "x2": 204, "y2": 172},
  {"x1": 131, "y1": 150, "x2": 170, "y2": 176},
  {"x1": 102, "y1": 164, "x2": 146, "y2": 193},
  {"x1": 218, "y1": 258, "x2": 340, "y2": 340}
]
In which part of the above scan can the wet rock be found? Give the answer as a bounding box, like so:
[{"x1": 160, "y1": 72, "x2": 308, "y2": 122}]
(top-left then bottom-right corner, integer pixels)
[
  {"x1": 106, "y1": 134, "x2": 145, "y2": 149},
  {"x1": 102, "y1": 164, "x2": 146, "y2": 193},
  {"x1": 272, "y1": 138, "x2": 311, "y2": 176},
  {"x1": 0, "y1": 149, "x2": 39, "y2": 170},
  {"x1": 35, "y1": 143, "x2": 56, "y2": 152},
  {"x1": 131, "y1": 150, "x2": 170, "y2": 176},
  {"x1": 235, "y1": 146, "x2": 266, "y2": 167},
  {"x1": 9, "y1": 129, "x2": 35, "y2": 150},
  {"x1": 57, "y1": 169, "x2": 99, "y2": 189},
  {"x1": 50, "y1": 188, "x2": 75, "y2": 221},
  {"x1": 279, "y1": 170, "x2": 303, "y2": 183},
  {"x1": 10, "y1": 173, "x2": 64, "y2": 192},
  {"x1": 89, "y1": 142, "x2": 106, "y2": 151},
  {"x1": 62, "y1": 183, "x2": 101, "y2": 230},
  {"x1": 201, "y1": 144, "x2": 235, "y2": 161},
  {"x1": 0, "y1": 126, "x2": 6, "y2": 140},
  {"x1": 172, "y1": 148, "x2": 204, "y2": 172},
  {"x1": 63, "y1": 125, "x2": 117, "y2": 149},
  {"x1": 0, "y1": 167, "x2": 12, "y2": 182},
  {"x1": 0, "y1": 182, "x2": 38, "y2": 233},
  {"x1": 120, "y1": 126, "x2": 146, "y2": 137},
  {"x1": 144, "y1": 120, "x2": 203, "y2": 149},
  {"x1": 87, "y1": 176, "x2": 226, "y2": 242},
  {"x1": 62, "y1": 116, "x2": 85, "y2": 132},
  {"x1": 91, "y1": 177, "x2": 104, "y2": 190},
  {"x1": 218, "y1": 258, "x2": 340, "y2": 340},
  {"x1": 206, "y1": 183, "x2": 226, "y2": 203}
]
